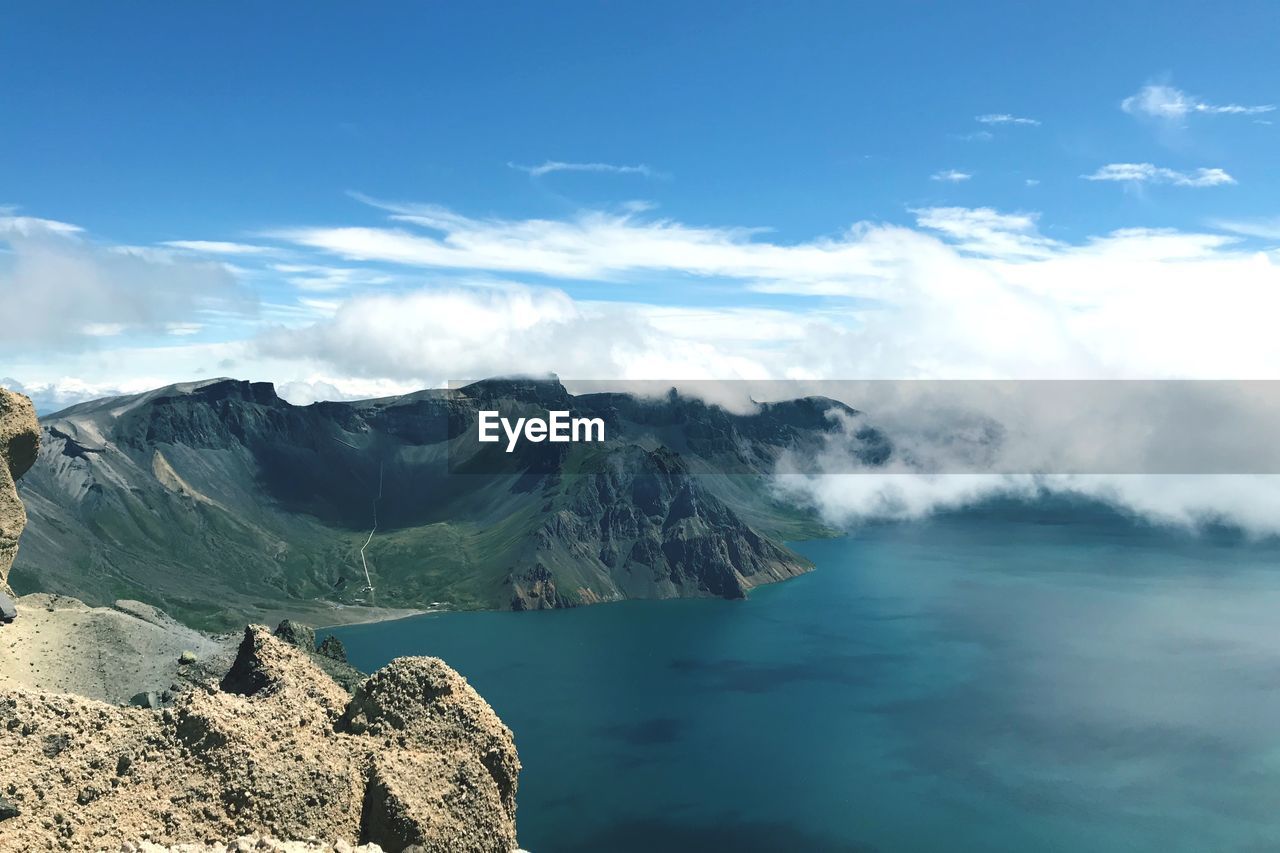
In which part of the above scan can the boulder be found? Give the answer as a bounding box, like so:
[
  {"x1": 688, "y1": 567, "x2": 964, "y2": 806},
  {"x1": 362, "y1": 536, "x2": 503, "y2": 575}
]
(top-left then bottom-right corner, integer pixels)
[{"x1": 0, "y1": 590, "x2": 16, "y2": 623}]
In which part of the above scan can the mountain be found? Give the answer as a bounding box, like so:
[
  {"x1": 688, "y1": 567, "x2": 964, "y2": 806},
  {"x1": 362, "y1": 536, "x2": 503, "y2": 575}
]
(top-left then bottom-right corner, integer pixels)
[{"x1": 11, "y1": 377, "x2": 887, "y2": 630}]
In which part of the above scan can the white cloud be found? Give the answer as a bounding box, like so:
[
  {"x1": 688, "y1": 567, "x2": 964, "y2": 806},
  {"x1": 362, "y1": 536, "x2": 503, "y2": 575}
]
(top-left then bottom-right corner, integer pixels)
[
  {"x1": 0, "y1": 215, "x2": 83, "y2": 237},
  {"x1": 249, "y1": 201, "x2": 1280, "y2": 389},
  {"x1": 912, "y1": 207, "x2": 1053, "y2": 258},
  {"x1": 80, "y1": 323, "x2": 126, "y2": 337},
  {"x1": 0, "y1": 217, "x2": 255, "y2": 350},
  {"x1": 1212, "y1": 218, "x2": 1280, "y2": 240},
  {"x1": 770, "y1": 383, "x2": 1280, "y2": 538},
  {"x1": 161, "y1": 240, "x2": 275, "y2": 255},
  {"x1": 1084, "y1": 163, "x2": 1236, "y2": 187},
  {"x1": 1121, "y1": 84, "x2": 1274, "y2": 120},
  {"x1": 255, "y1": 285, "x2": 781, "y2": 384},
  {"x1": 508, "y1": 160, "x2": 659, "y2": 179},
  {"x1": 931, "y1": 169, "x2": 972, "y2": 183},
  {"x1": 975, "y1": 113, "x2": 1041, "y2": 126}
]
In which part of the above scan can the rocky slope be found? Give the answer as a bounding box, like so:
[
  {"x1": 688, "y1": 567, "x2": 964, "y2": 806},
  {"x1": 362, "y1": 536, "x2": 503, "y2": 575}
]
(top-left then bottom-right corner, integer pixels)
[
  {"x1": 0, "y1": 593, "x2": 234, "y2": 704},
  {"x1": 12, "y1": 378, "x2": 884, "y2": 628},
  {"x1": 0, "y1": 625, "x2": 521, "y2": 852}
]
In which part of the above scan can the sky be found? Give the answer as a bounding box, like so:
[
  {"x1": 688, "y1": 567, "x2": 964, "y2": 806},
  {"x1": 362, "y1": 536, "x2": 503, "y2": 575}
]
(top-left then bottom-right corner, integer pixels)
[{"x1": 4, "y1": 1, "x2": 1280, "y2": 411}]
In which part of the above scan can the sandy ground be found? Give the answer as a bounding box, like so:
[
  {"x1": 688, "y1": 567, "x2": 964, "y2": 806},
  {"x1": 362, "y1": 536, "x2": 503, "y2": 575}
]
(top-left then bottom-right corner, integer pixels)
[
  {"x1": 298, "y1": 602, "x2": 430, "y2": 629},
  {"x1": 0, "y1": 593, "x2": 235, "y2": 703}
]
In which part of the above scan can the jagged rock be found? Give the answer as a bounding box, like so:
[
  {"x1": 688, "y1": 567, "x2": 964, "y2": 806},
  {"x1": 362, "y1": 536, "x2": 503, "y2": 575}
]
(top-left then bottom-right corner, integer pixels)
[
  {"x1": 274, "y1": 619, "x2": 317, "y2": 651},
  {"x1": 271, "y1": 620, "x2": 367, "y2": 694},
  {"x1": 318, "y1": 635, "x2": 348, "y2": 663},
  {"x1": 0, "y1": 627, "x2": 520, "y2": 849},
  {"x1": 220, "y1": 625, "x2": 351, "y2": 711},
  {"x1": 0, "y1": 386, "x2": 40, "y2": 597}
]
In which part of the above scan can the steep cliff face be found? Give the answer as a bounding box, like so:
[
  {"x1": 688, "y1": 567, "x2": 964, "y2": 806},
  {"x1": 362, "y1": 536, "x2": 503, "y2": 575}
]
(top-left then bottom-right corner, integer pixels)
[
  {"x1": 13, "y1": 378, "x2": 880, "y2": 627},
  {"x1": 0, "y1": 626, "x2": 521, "y2": 851},
  {"x1": 511, "y1": 446, "x2": 810, "y2": 610},
  {"x1": 1, "y1": 387, "x2": 40, "y2": 598}
]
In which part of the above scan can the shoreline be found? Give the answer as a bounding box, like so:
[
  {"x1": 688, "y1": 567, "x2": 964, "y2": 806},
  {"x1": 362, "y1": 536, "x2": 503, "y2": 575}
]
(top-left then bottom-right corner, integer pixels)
[{"x1": 313, "y1": 602, "x2": 445, "y2": 632}]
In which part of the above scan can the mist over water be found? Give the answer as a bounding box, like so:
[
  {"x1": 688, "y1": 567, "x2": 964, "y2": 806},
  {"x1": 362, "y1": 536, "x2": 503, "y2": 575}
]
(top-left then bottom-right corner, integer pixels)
[{"x1": 332, "y1": 499, "x2": 1280, "y2": 853}]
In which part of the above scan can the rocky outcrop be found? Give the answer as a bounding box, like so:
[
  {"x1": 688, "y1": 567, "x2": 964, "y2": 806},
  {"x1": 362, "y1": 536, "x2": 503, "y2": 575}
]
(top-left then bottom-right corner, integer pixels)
[
  {"x1": 1, "y1": 386, "x2": 40, "y2": 597},
  {"x1": 0, "y1": 626, "x2": 520, "y2": 851},
  {"x1": 272, "y1": 619, "x2": 366, "y2": 694}
]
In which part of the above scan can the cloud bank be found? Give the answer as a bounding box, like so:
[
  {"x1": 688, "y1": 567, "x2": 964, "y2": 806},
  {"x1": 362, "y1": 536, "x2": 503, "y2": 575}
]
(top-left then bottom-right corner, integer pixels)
[{"x1": 0, "y1": 217, "x2": 254, "y2": 350}]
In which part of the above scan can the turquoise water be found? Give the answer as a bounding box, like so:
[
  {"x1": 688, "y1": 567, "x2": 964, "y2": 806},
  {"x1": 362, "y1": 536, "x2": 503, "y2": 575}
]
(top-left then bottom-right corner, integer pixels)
[{"x1": 330, "y1": 504, "x2": 1280, "y2": 852}]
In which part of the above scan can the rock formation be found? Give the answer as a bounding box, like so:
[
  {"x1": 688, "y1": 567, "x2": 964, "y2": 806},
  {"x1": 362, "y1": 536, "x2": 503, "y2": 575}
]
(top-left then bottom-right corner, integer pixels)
[
  {"x1": 1, "y1": 386, "x2": 40, "y2": 599},
  {"x1": 0, "y1": 626, "x2": 520, "y2": 851}
]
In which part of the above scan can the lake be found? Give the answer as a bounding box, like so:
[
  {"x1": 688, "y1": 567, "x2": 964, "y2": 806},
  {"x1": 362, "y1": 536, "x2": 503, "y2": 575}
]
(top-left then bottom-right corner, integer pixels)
[{"x1": 329, "y1": 502, "x2": 1280, "y2": 852}]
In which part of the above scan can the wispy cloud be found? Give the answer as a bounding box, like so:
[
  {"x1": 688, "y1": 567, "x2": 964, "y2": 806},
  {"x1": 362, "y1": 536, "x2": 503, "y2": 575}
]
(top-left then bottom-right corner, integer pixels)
[
  {"x1": 976, "y1": 113, "x2": 1041, "y2": 127},
  {"x1": 508, "y1": 160, "x2": 659, "y2": 179},
  {"x1": 1212, "y1": 218, "x2": 1280, "y2": 240},
  {"x1": 1084, "y1": 163, "x2": 1236, "y2": 187},
  {"x1": 0, "y1": 215, "x2": 83, "y2": 237},
  {"x1": 162, "y1": 240, "x2": 274, "y2": 255},
  {"x1": 1121, "y1": 84, "x2": 1274, "y2": 120},
  {"x1": 931, "y1": 169, "x2": 972, "y2": 183}
]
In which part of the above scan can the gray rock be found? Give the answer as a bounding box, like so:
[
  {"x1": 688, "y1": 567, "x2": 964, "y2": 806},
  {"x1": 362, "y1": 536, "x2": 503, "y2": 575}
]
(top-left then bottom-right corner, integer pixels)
[
  {"x1": 317, "y1": 635, "x2": 347, "y2": 663},
  {"x1": 273, "y1": 619, "x2": 316, "y2": 651},
  {"x1": 129, "y1": 691, "x2": 161, "y2": 709}
]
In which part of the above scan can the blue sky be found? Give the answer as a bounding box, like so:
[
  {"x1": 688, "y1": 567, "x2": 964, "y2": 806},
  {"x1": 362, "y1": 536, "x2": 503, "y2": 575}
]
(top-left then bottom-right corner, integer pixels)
[{"x1": 3, "y1": 2, "x2": 1280, "y2": 408}]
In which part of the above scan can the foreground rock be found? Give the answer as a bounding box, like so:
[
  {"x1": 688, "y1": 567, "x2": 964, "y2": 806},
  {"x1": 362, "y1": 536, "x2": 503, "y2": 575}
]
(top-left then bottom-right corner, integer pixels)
[
  {"x1": 1, "y1": 386, "x2": 40, "y2": 597},
  {"x1": 0, "y1": 626, "x2": 520, "y2": 851},
  {"x1": 122, "y1": 838, "x2": 385, "y2": 852}
]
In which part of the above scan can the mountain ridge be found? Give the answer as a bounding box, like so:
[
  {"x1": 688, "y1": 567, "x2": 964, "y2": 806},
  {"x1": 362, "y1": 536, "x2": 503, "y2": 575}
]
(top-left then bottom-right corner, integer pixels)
[{"x1": 13, "y1": 377, "x2": 886, "y2": 629}]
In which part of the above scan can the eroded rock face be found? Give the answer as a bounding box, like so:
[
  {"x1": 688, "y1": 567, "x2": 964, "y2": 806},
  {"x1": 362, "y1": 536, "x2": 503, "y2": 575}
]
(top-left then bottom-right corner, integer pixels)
[
  {"x1": 339, "y1": 657, "x2": 520, "y2": 837},
  {"x1": 0, "y1": 626, "x2": 520, "y2": 851},
  {"x1": 1, "y1": 387, "x2": 40, "y2": 597}
]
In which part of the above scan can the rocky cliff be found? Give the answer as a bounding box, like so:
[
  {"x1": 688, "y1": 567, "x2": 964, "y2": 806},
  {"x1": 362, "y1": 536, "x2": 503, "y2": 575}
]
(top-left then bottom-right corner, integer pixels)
[
  {"x1": 1, "y1": 387, "x2": 40, "y2": 598},
  {"x1": 0, "y1": 625, "x2": 520, "y2": 851}
]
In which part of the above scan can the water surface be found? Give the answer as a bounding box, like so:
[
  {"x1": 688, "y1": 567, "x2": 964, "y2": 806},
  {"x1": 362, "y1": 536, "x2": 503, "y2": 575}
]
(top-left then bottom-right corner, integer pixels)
[{"x1": 331, "y1": 503, "x2": 1280, "y2": 852}]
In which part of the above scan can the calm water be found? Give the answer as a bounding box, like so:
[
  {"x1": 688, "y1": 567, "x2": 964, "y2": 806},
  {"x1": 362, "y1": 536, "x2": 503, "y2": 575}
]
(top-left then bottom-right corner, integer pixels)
[{"x1": 330, "y1": 504, "x2": 1280, "y2": 852}]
